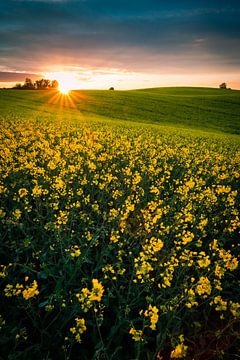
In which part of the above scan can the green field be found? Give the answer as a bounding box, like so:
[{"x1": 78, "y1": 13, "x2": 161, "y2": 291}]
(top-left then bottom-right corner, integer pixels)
[
  {"x1": 1, "y1": 87, "x2": 240, "y2": 134},
  {"x1": 0, "y1": 88, "x2": 240, "y2": 359}
]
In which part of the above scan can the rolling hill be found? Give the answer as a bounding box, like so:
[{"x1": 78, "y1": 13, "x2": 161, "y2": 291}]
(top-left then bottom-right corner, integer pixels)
[{"x1": 0, "y1": 87, "x2": 240, "y2": 134}]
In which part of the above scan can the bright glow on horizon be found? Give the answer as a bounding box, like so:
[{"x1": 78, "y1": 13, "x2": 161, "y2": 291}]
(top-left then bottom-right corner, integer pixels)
[
  {"x1": 59, "y1": 85, "x2": 69, "y2": 94},
  {"x1": 45, "y1": 71, "x2": 80, "y2": 93},
  {"x1": 2, "y1": 68, "x2": 240, "y2": 90},
  {"x1": 44, "y1": 69, "x2": 240, "y2": 90}
]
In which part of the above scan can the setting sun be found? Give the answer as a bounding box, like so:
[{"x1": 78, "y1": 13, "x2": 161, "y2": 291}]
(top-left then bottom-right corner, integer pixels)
[
  {"x1": 46, "y1": 71, "x2": 80, "y2": 94},
  {"x1": 59, "y1": 84, "x2": 70, "y2": 94}
]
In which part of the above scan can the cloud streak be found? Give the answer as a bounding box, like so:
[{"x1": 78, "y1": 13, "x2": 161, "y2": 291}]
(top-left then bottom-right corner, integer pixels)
[{"x1": 0, "y1": 72, "x2": 40, "y2": 81}]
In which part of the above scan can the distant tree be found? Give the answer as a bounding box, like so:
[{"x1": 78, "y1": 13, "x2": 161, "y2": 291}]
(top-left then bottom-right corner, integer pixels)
[
  {"x1": 35, "y1": 79, "x2": 42, "y2": 89},
  {"x1": 14, "y1": 83, "x2": 22, "y2": 89},
  {"x1": 43, "y1": 79, "x2": 51, "y2": 88},
  {"x1": 24, "y1": 77, "x2": 34, "y2": 89},
  {"x1": 51, "y1": 80, "x2": 59, "y2": 89},
  {"x1": 109, "y1": 87, "x2": 114, "y2": 90},
  {"x1": 13, "y1": 78, "x2": 58, "y2": 90},
  {"x1": 219, "y1": 82, "x2": 227, "y2": 89},
  {"x1": 35, "y1": 79, "x2": 51, "y2": 89}
]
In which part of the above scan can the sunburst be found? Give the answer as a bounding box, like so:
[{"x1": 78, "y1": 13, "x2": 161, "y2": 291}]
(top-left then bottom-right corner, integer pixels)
[{"x1": 46, "y1": 72, "x2": 80, "y2": 94}]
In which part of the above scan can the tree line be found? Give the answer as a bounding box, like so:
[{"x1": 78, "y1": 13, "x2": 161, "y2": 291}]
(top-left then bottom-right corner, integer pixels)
[{"x1": 13, "y1": 78, "x2": 59, "y2": 90}]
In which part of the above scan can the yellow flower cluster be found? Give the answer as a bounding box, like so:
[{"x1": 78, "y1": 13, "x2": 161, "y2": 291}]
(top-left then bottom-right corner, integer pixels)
[
  {"x1": 170, "y1": 335, "x2": 188, "y2": 359},
  {"x1": 129, "y1": 327, "x2": 143, "y2": 342},
  {"x1": 0, "y1": 109, "x2": 239, "y2": 356},
  {"x1": 22, "y1": 280, "x2": 39, "y2": 300},
  {"x1": 0, "y1": 265, "x2": 8, "y2": 278},
  {"x1": 65, "y1": 245, "x2": 81, "y2": 257},
  {"x1": 70, "y1": 317, "x2": 87, "y2": 343},
  {"x1": 195, "y1": 277, "x2": 212, "y2": 298},
  {"x1": 134, "y1": 237, "x2": 164, "y2": 282},
  {"x1": 143, "y1": 304, "x2": 159, "y2": 330},
  {"x1": 76, "y1": 279, "x2": 104, "y2": 312},
  {"x1": 4, "y1": 283, "x2": 24, "y2": 297},
  {"x1": 185, "y1": 288, "x2": 198, "y2": 309},
  {"x1": 4, "y1": 280, "x2": 39, "y2": 300}
]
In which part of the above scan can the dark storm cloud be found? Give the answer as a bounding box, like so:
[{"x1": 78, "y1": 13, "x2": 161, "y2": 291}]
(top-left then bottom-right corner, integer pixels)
[
  {"x1": 0, "y1": 0, "x2": 240, "y2": 74},
  {"x1": 0, "y1": 71, "x2": 40, "y2": 81}
]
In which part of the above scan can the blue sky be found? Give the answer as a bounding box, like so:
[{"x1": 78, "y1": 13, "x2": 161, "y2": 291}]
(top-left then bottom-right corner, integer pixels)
[{"x1": 0, "y1": 0, "x2": 240, "y2": 88}]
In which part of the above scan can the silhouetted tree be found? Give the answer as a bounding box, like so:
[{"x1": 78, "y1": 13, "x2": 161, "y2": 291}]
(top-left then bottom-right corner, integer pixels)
[
  {"x1": 51, "y1": 80, "x2": 59, "y2": 89},
  {"x1": 43, "y1": 79, "x2": 51, "y2": 88},
  {"x1": 219, "y1": 82, "x2": 227, "y2": 89},
  {"x1": 24, "y1": 78, "x2": 34, "y2": 89},
  {"x1": 109, "y1": 87, "x2": 114, "y2": 90},
  {"x1": 35, "y1": 79, "x2": 49, "y2": 89},
  {"x1": 13, "y1": 78, "x2": 58, "y2": 90},
  {"x1": 35, "y1": 79, "x2": 42, "y2": 89},
  {"x1": 14, "y1": 83, "x2": 22, "y2": 89}
]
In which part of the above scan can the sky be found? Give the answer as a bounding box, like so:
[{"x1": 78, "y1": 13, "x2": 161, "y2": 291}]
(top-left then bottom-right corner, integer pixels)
[{"x1": 0, "y1": 0, "x2": 240, "y2": 89}]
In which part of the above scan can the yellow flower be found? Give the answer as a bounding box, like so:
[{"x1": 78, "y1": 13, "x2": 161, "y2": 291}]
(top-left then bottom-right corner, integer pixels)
[
  {"x1": 211, "y1": 296, "x2": 227, "y2": 311},
  {"x1": 76, "y1": 279, "x2": 104, "y2": 312},
  {"x1": 170, "y1": 344, "x2": 188, "y2": 359},
  {"x1": 4, "y1": 284, "x2": 15, "y2": 297},
  {"x1": 144, "y1": 305, "x2": 159, "y2": 330},
  {"x1": 76, "y1": 288, "x2": 91, "y2": 311},
  {"x1": 110, "y1": 231, "x2": 120, "y2": 243},
  {"x1": 170, "y1": 335, "x2": 188, "y2": 359},
  {"x1": 197, "y1": 256, "x2": 211, "y2": 268},
  {"x1": 45, "y1": 304, "x2": 55, "y2": 312},
  {"x1": 70, "y1": 317, "x2": 87, "y2": 343},
  {"x1": 89, "y1": 279, "x2": 104, "y2": 302},
  {"x1": 195, "y1": 277, "x2": 211, "y2": 297},
  {"x1": 185, "y1": 289, "x2": 198, "y2": 308},
  {"x1": 185, "y1": 179, "x2": 195, "y2": 189},
  {"x1": 22, "y1": 280, "x2": 39, "y2": 300},
  {"x1": 132, "y1": 172, "x2": 141, "y2": 185},
  {"x1": 18, "y1": 188, "x2": 28, "y2": 198},
  {"x1": 229, "y1": 301, "x2": 240, "y2": 318},
  {"x1": 70, "y1": 245, "x2": 81, "y2": 257},
  {"x1": 12, "y1": 209, "x2": 21, "y2": 220},
  {"x1": 15, "y1": 283, "x2": 24, "y2": 295},
  {"x1": 226, "y1": 257, "x2": 238, "y2": 271},
  {"x1": 181, "y1": 231, "x2": 194, "y2": 245},
  {"x1": 4, "y1": 283, "x2": 23, "y2": 297},
  {"x1": 0, "y1": 265, "x2": 7, "y2": 278},
  {"x1": 129, "y1": 327, "x2": 143, "y2": 341},
  {"x1": 32, "y1": 184, "x2": 43, "y2": 196},
  {"x1": 0, "y1": 209, "x2": 6, "y2": 218}
]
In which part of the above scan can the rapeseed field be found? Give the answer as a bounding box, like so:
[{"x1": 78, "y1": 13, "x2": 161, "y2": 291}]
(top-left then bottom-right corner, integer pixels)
[{"x1": 0, "y1": 90, "x2": 239, "y2": 359}]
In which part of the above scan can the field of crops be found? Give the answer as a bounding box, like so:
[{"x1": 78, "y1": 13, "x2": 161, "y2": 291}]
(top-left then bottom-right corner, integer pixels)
[{"x1": 0, "y1": 88, "x2": 240, "y2": 359}]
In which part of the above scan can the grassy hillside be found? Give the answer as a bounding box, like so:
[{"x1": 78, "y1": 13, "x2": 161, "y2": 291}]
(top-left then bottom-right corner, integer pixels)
[{"x1": 0, "y1": 87, "x2": 240, "y2": 134}]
